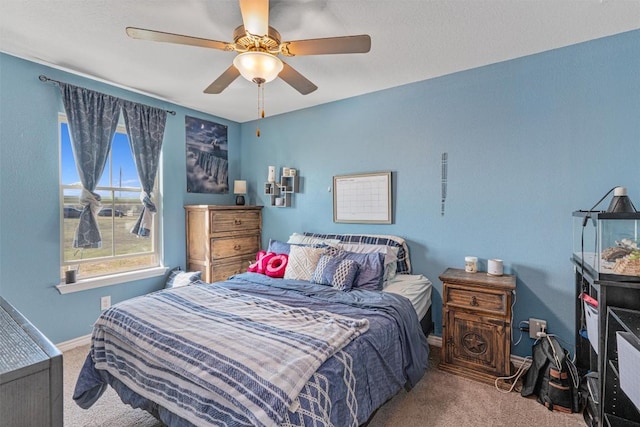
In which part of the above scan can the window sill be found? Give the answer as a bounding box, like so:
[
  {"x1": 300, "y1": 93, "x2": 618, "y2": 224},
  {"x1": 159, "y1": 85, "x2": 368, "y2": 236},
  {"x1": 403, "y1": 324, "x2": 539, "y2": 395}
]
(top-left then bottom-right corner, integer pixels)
[{"x1": 56, "y1": 266, "x2": 168, "y2": 295}]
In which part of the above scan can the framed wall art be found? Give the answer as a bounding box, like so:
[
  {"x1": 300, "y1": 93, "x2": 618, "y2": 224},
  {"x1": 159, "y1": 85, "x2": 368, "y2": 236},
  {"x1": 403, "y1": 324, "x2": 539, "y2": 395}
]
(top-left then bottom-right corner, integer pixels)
[
  {"x1": 185, "y1": 116, "x2": 228, "y2": 194},
  {"x1": 333, "y1": 171, "x2": 392, "y2": 224}
]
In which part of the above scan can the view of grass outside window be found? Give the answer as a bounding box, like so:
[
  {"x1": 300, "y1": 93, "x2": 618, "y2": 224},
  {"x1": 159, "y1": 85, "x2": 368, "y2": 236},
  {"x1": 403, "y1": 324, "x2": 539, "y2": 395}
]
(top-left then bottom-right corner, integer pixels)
[{"x1": 60, "y1": 115, "x2": 160, "y2": 281}]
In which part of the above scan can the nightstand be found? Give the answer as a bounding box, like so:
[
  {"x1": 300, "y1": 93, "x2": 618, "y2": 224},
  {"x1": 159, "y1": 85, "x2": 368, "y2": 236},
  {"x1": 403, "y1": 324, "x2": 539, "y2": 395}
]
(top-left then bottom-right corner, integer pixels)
[{"x1": 439, "y1": 267, "x2": 516, "y2": 384}]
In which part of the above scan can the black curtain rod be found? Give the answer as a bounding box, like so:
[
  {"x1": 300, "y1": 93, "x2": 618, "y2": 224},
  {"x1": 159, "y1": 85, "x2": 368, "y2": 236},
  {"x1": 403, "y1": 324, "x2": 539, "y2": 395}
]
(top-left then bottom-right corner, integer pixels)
[{"x1": 38, "y1": 74, "x2": 177, "y2": 116}]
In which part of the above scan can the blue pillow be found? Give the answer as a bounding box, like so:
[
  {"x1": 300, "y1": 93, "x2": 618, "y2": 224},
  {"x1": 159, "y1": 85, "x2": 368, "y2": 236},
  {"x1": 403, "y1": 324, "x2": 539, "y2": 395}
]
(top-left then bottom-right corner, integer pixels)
[
  {"x1": 268, "y1": 239, "x2": 293, "y2": 254},
  {"x1": 267, "y1": 239, "x2": 327, "y2": 255},
  {"x1": 328, "y1": 249, "x2": 385, "y2": 291},
  {"x1": 165, "y1": 269, "x2": 202, "y2": 288},
  {"x1": 311, "y1": 255, "x2": 360, "y2": 291}
]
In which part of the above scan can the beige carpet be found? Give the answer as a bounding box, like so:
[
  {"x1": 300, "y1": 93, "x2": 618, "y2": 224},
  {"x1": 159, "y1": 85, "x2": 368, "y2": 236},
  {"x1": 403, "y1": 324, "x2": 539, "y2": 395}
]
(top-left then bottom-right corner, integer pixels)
[{"x1": 64, "y1": 344, "x2": 585, "y2": 427}]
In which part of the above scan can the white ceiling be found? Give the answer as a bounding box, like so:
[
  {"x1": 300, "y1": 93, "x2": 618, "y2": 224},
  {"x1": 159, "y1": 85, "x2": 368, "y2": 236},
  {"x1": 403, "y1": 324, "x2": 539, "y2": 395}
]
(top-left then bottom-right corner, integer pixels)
[{"x1": 1, "y1": 1, "x2": 639, "y2": 123}]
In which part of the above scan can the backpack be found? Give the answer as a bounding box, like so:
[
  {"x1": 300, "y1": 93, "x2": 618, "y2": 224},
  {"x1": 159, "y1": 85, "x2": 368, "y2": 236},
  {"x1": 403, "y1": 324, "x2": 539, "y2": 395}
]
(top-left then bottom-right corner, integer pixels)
[{"x1": 521, "y1": 335, "x2": 583, "y2": 413}]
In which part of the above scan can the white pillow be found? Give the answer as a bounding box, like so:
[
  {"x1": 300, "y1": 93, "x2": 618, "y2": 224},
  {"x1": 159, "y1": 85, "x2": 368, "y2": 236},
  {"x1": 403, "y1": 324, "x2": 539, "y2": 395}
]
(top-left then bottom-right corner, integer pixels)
[
  {"x1": 165, "y1": 270, "x2": 202, "y2": 288},
  {"x1": 287, "y1": 233, "x2": 341, "y2": 247},
  {"x1": 284, "y1": 245, "x2": 327, "y2": 281},
  {"x1": 337, "y1": 243, "x2": 399, "y2": 282}
]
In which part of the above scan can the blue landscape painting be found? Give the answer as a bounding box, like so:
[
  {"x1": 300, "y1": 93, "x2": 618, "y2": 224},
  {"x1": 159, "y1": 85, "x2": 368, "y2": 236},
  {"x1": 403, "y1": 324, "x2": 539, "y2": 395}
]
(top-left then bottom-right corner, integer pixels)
[{"x1": 185, "y1": 116, "x2": 229, "y2": 194}]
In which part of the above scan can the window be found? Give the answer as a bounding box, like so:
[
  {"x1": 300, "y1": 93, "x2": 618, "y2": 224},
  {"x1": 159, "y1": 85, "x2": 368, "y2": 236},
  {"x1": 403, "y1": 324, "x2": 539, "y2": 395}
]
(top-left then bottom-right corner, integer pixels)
[{"x1": 59, "y1": 114, "x2": 161, "y2": 282}]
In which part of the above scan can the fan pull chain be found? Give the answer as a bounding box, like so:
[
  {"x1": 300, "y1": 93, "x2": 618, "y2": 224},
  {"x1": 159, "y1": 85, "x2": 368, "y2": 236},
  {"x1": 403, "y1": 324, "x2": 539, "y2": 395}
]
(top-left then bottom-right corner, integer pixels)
[{"x1": 256, "y1": 83, "x2": 266, "y2": 138}]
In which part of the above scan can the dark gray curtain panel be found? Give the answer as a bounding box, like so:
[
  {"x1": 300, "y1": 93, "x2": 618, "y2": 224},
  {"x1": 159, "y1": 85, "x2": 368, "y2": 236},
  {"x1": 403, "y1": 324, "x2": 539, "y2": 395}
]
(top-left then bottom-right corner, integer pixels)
[
  {"x1": 59, "y1": 83, "x2": 121, "y2": 248},
  {"x1": 122, "y1": 101, "x2": 167, "y2": 238}
]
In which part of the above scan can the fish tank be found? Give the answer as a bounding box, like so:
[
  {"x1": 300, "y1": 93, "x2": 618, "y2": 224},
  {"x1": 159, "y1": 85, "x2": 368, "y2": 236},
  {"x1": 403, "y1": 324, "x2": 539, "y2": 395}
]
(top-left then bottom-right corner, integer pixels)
[{"x1": 573, "y1": 211, "x2": 640, "y2": 282}]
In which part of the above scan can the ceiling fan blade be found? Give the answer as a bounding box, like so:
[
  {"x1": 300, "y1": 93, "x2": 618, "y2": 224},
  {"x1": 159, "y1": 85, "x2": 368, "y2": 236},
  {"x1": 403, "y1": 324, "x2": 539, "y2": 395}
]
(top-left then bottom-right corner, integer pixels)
[
  {"x1": 281, "y1": 35, "x2": 371, "y2": 56},
  {"x1": 279, "y1": 61, "x2": 317, "y2": 95},
  {"x1": 239, "y1": 0, "x2": 269, "y2": 36},
  {"x1": 203, "y1": 65, "x2": 241, "y2": 94},
  {"x1": 126, "y1": 27, "x2": 234, "y2": 51}
]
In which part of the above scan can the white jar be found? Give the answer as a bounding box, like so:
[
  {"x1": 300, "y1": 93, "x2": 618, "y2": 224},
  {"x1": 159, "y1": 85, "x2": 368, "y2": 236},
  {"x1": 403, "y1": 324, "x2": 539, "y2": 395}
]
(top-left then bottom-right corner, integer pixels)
[
  {"x1": 465, "y1": 256, "x2": 478, "y2": 273},
  {"x1": 488, "y1": 259, "x2": 504, "y2": 276}
]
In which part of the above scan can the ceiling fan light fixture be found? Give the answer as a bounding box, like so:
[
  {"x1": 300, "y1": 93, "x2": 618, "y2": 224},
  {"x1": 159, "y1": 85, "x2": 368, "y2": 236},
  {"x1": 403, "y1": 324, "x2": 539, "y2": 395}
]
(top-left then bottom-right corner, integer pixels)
[{"x1": 233, "y1": 51, "x2": 283, "y2": 84}]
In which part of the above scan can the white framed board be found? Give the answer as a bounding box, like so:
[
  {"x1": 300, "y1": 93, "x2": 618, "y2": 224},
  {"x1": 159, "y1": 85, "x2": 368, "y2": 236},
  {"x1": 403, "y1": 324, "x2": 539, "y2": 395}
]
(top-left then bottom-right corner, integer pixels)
[{"x1": 333, "y1": 171, "x2": 392, "y2": 224}]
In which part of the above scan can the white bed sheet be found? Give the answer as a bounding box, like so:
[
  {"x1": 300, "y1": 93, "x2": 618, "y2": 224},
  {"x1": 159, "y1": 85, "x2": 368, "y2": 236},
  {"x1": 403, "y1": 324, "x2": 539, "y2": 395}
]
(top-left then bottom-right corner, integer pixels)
[{"x1": 382, "y1": 273, "x2": 432, "y2": 320}]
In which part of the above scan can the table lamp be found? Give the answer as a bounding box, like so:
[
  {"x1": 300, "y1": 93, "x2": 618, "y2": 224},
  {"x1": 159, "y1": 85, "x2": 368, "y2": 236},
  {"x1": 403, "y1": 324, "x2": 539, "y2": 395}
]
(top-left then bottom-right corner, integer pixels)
[{"x1": 234, "y1": 180, "x2": 247, "y2": 206}]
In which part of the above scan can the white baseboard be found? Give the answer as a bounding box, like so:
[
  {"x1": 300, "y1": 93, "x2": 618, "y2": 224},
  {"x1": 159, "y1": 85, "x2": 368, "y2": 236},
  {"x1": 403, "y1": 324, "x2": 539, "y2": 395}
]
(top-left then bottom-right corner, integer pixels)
[
  {"x1": 56, "y1": 334, "x2": 91, "y2": 352},
  {"x1": 427, "y1": 334, "x2": 442, "y2": 347},
  {"x1": 427, "y1": 334, "x2": 531, "y2": 370}
]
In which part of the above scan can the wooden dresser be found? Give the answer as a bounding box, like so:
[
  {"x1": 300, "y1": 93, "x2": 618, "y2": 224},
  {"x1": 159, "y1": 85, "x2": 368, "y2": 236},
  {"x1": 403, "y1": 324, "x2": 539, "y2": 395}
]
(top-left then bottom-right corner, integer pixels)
[
  {"x1": 0, "y1": 297, "x2": 63, "y2": 427},
  {"x1": 185, "y1": 205, "x2": 262, "y2": 283},
  {"x1": 439, "y1": 268, "x2": 516, "y2": 384}
]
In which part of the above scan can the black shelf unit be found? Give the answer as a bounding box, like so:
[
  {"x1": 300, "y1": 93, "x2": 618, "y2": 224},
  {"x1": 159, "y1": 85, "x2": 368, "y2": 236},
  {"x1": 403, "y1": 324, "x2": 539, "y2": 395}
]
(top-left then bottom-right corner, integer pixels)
[
  {"x1": 603, "y1": 308, "x2": 640, "y2": 425},
  {"x1": 573, "y1": 210, "x2": 640, "y2": 426}
]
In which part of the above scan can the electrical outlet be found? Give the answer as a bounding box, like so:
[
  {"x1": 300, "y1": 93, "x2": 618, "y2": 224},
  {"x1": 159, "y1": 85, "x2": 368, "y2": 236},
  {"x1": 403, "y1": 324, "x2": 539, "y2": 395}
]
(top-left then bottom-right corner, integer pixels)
[
  {"x1": 529, "y1": 318, "x2": 547, "y2": 339},
  {"x1": 100, "y1": 296, "x2": 111, "y2": 311}
]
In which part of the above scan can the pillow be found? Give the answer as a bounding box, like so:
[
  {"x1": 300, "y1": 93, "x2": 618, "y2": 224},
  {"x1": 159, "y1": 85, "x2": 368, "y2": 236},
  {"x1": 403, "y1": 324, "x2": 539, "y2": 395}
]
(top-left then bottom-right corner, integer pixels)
[
  {"x1": 165, "y1": 269, "x2": 202, "y2": 288},
  {"x1": 264, "y1": 254, "x2": 288, "y2": 278},
  {"x1": 269, "y1": 237, "x2": 331, "y2": 255},
  {"x1": 311, "y1": 255, "x2": 359, "y2": 291},
  {"x1": 337, "y1": 243, "x2": 399, "y2": 282},
  {"x1": 287, "y1": 233, "x2": 341, "y2": 247},
  {"x1": 303, "y1": 232, "x2": 411, "y2": 274},
  {"x1": 268, "y1": 239, "x2": 293, "y2": 255},
  {"x1": 248, "y1": 251, "x2": 275, "y2": 273},
  {"x1": 284, "y1": 245, "x2": 326, "y2": 281},
  {"x1": 384, "y1": 259, "x2": 398, "y2": 283},
  {"x1": 326, "y1": 249, "x2": 385, "y2": 291}
]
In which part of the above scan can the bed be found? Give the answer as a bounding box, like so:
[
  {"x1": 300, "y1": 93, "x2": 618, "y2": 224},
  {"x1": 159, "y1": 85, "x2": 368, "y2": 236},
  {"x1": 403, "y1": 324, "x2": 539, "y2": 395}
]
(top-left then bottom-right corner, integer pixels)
[{"x1": 73, "y1": 233, "x2": 431, "y2": 427}]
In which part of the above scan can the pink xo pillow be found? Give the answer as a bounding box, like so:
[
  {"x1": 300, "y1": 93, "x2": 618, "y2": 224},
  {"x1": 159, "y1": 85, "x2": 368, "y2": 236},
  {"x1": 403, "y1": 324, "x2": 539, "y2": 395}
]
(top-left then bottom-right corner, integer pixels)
[
  {"x1": 248, "y1": 251, "x2": 288, "y2": 278},
  {"x1": 248, "y1": 250, "x2": 272, "y2": 273},
  {"x1": 265, "y1": 254, "x2": 288, "y2": 278}
]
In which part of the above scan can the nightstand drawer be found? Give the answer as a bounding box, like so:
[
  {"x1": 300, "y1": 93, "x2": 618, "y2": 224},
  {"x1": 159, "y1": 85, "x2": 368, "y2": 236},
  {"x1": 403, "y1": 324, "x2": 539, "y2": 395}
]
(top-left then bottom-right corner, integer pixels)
[
  {"x1": 209, "y1": 210, "x2": 261, "y2": 234},
  {"x1": 445, "y1": 285, "x2": 508, "y2": 316},
  {"x1": 211, "y1": 234, "x2": 260, "y2": 259}
]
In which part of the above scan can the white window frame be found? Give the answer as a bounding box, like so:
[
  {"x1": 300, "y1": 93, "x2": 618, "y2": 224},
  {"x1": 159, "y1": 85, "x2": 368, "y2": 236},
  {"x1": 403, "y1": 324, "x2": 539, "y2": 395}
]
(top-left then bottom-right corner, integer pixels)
[{"x1": 56, "y1": 113, "x2": 165, "y2": 294}]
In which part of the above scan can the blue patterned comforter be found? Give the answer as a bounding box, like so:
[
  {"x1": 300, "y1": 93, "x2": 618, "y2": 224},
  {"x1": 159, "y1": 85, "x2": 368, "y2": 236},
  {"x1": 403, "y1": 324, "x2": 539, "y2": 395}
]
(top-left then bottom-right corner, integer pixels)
[{"x1": 74, "y1": 273, "x2": 429, "y2": 427}]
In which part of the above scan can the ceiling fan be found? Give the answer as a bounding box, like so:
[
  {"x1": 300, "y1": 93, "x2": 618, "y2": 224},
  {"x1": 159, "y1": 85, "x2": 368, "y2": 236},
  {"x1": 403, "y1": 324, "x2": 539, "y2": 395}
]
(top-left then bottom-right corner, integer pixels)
[{"x1": 125, "y1": 0, "x2": 371, "y2": 96}]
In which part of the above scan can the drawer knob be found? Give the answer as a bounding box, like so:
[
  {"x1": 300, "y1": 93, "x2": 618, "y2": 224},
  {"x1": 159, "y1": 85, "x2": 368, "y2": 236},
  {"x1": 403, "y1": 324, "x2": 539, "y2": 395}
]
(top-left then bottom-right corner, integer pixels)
[
  {"x1": 234, "y1": 244, "x2": 242, "y2": 251},
  {"x1": 234, "y1": 219, "x2": 242, "y2": 225},
  {"x1": 470, "y1": 296, "x2": 479, "y2": 306}
]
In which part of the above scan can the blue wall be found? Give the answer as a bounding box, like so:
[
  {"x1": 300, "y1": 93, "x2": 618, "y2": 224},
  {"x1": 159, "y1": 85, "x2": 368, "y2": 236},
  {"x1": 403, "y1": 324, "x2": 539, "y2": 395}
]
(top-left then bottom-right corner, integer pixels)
[
  {"x1": 239, "y1": 29, "x2": 640, "y2": 356},
  {"x1": 1, "y1": 29, "x2": 638, "y2": 357},
  {"x1": 0, "y1": 53, "x2": 240, "y2": 343}
]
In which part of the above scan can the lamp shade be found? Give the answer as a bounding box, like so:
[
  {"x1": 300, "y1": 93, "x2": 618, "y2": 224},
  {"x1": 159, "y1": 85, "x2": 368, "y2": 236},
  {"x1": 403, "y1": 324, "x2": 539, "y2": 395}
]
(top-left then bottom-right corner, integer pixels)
[
  {"x1": 233, "y1": 51, "x2": 283, "y2": 83},
  {"x1": 233, "y1": 180, "x2": 247, "y2": 195},
  {"x1": 607, "y1": 186, "x2": 637, "y2": 213}
]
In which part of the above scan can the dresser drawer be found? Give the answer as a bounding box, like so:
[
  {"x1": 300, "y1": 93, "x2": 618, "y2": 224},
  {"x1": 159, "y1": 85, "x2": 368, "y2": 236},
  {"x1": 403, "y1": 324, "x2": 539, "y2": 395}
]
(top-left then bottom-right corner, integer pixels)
[
  {"x1": 209, "y1": 256, "x2": 254, "y2": 282},
  {"x1": 209, "y1": 210, "x2": 261, "y2": 234},
  {"x1": 444, "y1": 284, "x2": 508, "y2": 316},
  {"x1": 211, "y1": 234, "x2": 260, "y2": 259}
]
